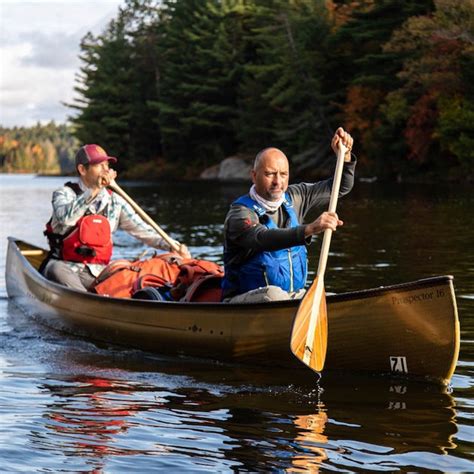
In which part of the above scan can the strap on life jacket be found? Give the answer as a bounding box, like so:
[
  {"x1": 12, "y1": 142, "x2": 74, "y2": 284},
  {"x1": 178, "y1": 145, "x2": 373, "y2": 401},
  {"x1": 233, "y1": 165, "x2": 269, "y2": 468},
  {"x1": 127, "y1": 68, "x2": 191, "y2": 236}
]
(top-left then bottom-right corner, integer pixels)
[{"x1": 44, "y1": 182, "x2": 82, "y2": 256}]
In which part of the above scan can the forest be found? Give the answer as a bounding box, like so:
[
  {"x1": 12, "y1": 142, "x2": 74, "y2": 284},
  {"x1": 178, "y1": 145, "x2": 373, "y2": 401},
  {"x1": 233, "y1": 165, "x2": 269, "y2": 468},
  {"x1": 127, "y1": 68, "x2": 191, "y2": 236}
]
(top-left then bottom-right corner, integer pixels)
[
  {"x1": 1, "y1": 0, "x2": 472, "y2": 181},
  {"x1": 0, "y1": 122, "x2": 77, "y2": 174}
]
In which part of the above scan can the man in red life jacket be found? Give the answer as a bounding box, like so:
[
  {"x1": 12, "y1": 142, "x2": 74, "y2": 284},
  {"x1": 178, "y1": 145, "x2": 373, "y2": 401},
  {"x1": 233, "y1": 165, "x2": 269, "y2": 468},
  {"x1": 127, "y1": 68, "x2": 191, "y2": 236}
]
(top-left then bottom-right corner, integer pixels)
[{"x1": 42, "y1": 144, "x2": 190, "y2": 291}]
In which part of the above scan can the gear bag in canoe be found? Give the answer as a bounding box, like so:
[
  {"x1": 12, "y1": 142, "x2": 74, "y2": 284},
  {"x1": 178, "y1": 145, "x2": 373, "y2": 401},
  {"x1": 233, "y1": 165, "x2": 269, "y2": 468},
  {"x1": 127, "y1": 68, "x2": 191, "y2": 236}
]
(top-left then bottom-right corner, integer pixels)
[{"x1": 92, "y1": 254, "x2": 223, "y2": 302}]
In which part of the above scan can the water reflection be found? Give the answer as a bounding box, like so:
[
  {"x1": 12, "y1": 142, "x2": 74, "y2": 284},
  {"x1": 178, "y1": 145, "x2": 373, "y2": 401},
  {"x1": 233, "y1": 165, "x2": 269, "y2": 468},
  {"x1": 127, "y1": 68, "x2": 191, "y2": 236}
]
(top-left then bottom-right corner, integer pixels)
[
  {"x1": 22, "y1": 341, "x2": 460, "y2": 472},
  {"x1": 34, "y1": 377, "x2": 157, "y2": 473},
  {"x1": 320, "y1": 375, "x2": 458, "y2": 467},
  {"x1": 289, "y1": 411, "x2": 328, "y2": 472}
]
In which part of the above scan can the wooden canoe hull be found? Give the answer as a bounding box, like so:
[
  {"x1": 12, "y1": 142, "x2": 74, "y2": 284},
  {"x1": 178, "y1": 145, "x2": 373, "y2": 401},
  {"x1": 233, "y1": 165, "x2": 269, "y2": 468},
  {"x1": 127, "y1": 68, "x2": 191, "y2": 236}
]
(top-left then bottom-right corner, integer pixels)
[{"x1": 6, "y1": 238, "x2": 460, "y2": 385}]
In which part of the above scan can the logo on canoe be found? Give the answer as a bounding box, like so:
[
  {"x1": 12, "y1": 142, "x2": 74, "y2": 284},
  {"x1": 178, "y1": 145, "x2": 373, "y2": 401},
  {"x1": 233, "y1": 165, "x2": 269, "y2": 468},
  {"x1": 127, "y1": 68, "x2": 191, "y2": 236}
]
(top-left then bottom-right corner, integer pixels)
[
  {"x1": 390, "y1": 356, "x2": 408, "y2": 374},
  {"x1": 391, "y1": 288, "x2": 446, "y2": 306}
]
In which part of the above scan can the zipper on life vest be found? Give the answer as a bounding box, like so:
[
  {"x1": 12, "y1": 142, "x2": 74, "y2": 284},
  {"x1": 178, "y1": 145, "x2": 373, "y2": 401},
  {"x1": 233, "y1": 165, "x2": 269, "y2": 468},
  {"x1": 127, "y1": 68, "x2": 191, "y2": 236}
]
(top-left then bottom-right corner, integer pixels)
[
  {"x1": 288, "y1": 249, "x2": 294, "y2": 292},
  {"x1": 263, "y1": 269, "x2": 269, "y2": 286}
]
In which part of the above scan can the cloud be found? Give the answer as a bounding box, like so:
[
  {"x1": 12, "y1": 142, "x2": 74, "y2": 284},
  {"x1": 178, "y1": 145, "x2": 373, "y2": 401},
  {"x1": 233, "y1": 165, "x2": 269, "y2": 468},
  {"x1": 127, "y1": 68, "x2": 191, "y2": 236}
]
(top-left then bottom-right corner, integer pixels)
[
  {"x1": 20, "y1": 31, "x2": 82, "y2": 69},
  {"x1": 0, "y1": 0, "x2": 124, "y2": 127},
  {"x1": 1, "y1": 106, "x2": 74, "y2": 129},
  {"x1": 0, "y1": 54, "x2": 78, "y2": 127}
]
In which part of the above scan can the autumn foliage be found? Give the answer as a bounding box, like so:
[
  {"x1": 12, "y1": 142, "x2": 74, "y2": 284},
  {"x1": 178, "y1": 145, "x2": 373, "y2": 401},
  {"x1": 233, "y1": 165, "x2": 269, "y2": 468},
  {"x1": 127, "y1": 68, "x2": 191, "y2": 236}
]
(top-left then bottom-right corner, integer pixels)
[{"x1": 0, "y1": 122, "x2": 78, "y2": 174}]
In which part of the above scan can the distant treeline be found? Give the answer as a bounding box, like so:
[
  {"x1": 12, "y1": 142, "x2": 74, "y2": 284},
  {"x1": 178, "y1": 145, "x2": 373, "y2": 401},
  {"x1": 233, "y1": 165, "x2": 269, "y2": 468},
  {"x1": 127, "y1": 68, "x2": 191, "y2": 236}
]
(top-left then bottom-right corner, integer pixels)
[{"x1": 0, "y1": 122, "x2": 78, "y2": 174}]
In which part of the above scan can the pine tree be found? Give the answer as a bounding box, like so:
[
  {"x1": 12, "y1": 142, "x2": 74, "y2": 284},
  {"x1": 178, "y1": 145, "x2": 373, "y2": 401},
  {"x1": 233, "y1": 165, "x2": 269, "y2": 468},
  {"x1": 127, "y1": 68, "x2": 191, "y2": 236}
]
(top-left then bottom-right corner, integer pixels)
[
  {"x1": 154, "y1": 0, "x2": 247, "y2": 169},
  {"x1": 237, "y1": 0, "x2": 333, "y2": 174},
  {"x1": 70, "y1": 1, "x2": 162, "y2": 169}
]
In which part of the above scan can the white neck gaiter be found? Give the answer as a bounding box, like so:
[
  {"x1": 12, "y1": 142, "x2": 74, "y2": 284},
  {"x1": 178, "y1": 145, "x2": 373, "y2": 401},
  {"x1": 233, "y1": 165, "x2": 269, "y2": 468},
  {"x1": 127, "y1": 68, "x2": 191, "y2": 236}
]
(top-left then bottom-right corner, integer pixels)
[{"x1": 249, "y1": 184, "x2": 285, "y2": 213}]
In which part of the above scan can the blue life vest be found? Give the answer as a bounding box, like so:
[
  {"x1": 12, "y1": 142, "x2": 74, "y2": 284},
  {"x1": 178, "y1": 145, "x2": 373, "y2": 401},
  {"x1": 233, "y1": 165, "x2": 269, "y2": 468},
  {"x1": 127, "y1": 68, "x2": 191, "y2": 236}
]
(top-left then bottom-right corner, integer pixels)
[{"x1": 223, "y1": 194, "x2": 308, "y2": 296}]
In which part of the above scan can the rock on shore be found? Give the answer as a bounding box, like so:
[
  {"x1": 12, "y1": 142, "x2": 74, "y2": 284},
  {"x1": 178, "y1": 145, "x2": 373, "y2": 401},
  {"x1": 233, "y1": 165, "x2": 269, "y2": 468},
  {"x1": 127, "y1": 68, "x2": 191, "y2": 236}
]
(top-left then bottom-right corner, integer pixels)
[{"x1": 200, "y1": 156, "x2": 251, "y2": 181}]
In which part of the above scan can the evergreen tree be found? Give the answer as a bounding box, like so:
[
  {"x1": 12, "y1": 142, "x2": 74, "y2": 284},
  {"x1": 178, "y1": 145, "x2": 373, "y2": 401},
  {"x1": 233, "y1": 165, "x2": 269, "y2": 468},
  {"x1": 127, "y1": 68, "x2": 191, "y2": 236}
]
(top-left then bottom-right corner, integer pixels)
[
  {"x1": 70, "y1": 23, "x2": 132, "y2": 169},
  {"x1": 70, "y1": 1, "x2": 162, "y2": 169},
  {"x1": 64, "y1": 0, "x2": 472, "y2": 181},
  {"x1": 238, "y1": 0, "x2": 333, "y2": 174},
  {"x1": 154, "y1": 0, "x2": 246, "y2": 169}
]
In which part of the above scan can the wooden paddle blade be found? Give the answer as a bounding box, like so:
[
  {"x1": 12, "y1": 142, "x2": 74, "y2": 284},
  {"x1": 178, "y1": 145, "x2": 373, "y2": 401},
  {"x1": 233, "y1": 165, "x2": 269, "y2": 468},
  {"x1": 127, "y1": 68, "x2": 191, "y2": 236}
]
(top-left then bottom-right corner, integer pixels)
[{"x1": 290, "y1": 279, "x2": 328, "y2": 372}]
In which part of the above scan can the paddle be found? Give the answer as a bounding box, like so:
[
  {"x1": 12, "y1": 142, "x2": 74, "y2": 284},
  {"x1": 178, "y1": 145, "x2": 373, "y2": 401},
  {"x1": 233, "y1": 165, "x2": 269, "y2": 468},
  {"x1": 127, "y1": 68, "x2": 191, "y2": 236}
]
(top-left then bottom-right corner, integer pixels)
[
  {"x1": 108, "y1": 182, "x2": 181, "y2": 253},
  {"x1": 290, "y1": 141, "x2": 348, "y2": 372}
]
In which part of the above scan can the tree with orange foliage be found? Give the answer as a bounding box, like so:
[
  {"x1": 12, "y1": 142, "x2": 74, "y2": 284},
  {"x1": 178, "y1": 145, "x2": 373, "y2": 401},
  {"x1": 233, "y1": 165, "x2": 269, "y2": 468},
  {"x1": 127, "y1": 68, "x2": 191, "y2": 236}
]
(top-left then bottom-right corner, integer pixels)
[
  {"x1": 323, "y1": 0, "x2": 434, "y2": 177},
  {"x1": 383, "y1": 0, "x2": 474, "y2": 177}
]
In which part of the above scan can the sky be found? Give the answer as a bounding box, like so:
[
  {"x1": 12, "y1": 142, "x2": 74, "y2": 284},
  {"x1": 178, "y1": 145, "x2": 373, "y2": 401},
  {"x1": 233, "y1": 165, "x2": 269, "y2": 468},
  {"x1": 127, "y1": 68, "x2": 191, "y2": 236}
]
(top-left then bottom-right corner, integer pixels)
[{"x1": 0, "y1": 0, "x2": 126, "y2": 128}]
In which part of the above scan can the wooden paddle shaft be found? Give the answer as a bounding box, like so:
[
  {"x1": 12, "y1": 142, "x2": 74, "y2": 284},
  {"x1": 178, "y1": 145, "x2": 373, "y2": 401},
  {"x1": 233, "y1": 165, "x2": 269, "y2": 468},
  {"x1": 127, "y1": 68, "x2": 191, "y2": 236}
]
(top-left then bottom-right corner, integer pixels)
[
  {"x1": 316, "y1": 142, "x2": 347, "y2": 278},
  {"x1": 108, "y1": 182, "x2": 181, "y2": 253},
  {"x1": 303, "y1": 142, "x2": 347, "y2": 365}
]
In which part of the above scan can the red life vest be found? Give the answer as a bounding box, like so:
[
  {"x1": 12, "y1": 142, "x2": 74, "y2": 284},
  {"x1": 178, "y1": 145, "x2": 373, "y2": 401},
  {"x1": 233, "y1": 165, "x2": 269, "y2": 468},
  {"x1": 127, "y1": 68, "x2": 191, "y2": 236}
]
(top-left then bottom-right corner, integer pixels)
[
  {"x1": 61, "y1": 214, "x2": 112, "y2": 264},
  {"x1": 44, "y1": 182, "x2": 114, "y2": 265}
]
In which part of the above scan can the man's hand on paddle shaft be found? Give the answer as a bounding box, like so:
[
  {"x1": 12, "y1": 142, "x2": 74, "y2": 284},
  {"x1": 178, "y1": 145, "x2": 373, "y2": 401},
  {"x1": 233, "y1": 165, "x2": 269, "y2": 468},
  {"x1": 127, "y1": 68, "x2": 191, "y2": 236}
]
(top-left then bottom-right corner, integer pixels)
[
  {"x1": 89, "y1": 169, "x2": 117, "y2": 199},
  {"x1": 302, "y1": 127, "x2": 353, "y2": 238},
  {"x1": 304, "y1": 212, "x2": 343, "y2": 238},
  {"x1": 170, "y1": 240, "x2": 192, "y2": 259},
  {"x1": 177, "y1": 243, "x2": 191, "y2": 259},
  {"x1": 331, "y1": 127, "x2": 353, "y2": 162},
  {"x1": 98, "y1": 169, "x2": 117, "y2": 189}
]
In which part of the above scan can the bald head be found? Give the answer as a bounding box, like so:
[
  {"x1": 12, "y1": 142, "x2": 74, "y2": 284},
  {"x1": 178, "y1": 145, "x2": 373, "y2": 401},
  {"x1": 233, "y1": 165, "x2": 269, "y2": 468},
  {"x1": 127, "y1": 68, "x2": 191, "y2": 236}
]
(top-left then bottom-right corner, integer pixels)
[
  {"x1": 252, "y1": 147, "x2": 289, "y2": 201},
  {"x1": 253, "y1": 147, "x2": 289, "y2": 171}
]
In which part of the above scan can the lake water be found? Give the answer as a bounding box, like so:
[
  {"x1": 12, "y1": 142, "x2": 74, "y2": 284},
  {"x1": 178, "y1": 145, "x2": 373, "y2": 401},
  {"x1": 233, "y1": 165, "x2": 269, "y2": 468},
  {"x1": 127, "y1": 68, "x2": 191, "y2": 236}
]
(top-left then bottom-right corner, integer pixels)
[{"x1": 1, "y1": 174, "x2": 473, "y2": 472}]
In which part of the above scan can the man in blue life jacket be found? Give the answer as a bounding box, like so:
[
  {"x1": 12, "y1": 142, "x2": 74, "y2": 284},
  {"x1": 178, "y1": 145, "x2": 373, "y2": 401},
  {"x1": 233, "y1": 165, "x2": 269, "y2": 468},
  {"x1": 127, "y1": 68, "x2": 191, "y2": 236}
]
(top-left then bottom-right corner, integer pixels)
[
  {"x1": 222, "y1": 127, "x2": 355, "y2": 303},
  {"x1": 42, "y1": 144, "x2": 190, "y2": 291}
]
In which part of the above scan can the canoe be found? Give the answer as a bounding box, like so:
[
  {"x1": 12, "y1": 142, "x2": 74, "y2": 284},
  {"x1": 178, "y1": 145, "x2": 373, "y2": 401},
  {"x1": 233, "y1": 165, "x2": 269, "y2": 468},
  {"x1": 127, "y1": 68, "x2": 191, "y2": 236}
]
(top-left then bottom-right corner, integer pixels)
[{"x1": 6, "y1": 237, "x2": 460, "y2": 385}]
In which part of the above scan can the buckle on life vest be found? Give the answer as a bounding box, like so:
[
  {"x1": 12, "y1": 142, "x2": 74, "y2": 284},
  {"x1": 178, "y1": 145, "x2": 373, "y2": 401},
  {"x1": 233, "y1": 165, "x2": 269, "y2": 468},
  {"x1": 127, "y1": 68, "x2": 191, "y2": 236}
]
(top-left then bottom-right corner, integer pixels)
[{"x1": 75, "y1": 246, "x2": 97, "y2": 257}]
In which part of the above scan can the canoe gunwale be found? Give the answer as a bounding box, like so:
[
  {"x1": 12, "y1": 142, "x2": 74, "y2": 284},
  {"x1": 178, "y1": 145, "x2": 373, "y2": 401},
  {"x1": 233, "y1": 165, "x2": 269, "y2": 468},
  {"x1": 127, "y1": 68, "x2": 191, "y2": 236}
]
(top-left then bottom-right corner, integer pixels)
[{"x1": 327, "y1": 275, "x2": 454, "y2": 303}]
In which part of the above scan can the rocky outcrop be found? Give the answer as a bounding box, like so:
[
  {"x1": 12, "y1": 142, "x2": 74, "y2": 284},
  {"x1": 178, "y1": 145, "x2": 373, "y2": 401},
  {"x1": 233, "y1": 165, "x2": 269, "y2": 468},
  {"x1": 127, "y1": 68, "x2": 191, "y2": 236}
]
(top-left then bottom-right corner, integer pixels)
[{"x1": 200, "y1": 156, "x2": 251, "y2": 181}]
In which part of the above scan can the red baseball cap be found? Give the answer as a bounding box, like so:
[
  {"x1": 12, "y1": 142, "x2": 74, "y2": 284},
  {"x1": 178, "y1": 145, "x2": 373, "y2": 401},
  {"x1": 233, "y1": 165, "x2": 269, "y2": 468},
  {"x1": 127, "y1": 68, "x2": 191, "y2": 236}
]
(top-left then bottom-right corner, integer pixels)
[{"x1": 75, "y1": 144, "x2": 118, "y2": 166}]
